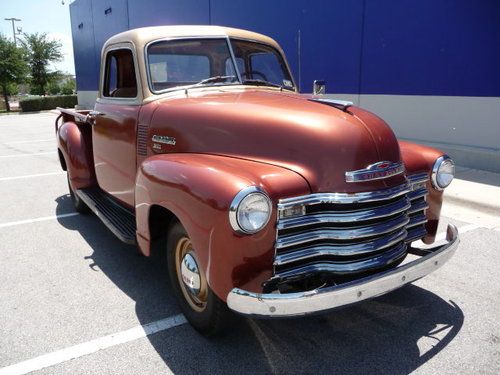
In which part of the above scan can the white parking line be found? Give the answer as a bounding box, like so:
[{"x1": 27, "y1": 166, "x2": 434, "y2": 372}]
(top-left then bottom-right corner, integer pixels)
[
  {"x1": 0, "y1": 172, "x2": 65, "y2": 181},
  {"x1": 3, "y1": 139, "x2": 54, "y2": 145},
  {"x1": 0, "y1": 314, "x2": 185, "y2": 375},
  {"x1": 0, "y1": 152, "x2": 54, "y2": 158},
  {"x1": 0, "y1": 213, "x2": 79, "y2": 229}
]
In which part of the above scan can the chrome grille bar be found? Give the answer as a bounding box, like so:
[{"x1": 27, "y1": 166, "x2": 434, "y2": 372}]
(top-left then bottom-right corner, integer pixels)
[
  {"x1": 276, "y1": 213, "x2": 410, "y2": 249},
  {"x1": 274, "y1": 228, "x2": 408, "y2": 266},
  {"x1": 272, "y1": 243, "x2": 407, "y2": 281},
  {"x1": 277, "y1": 196, "x2": 411, "y2": 230}
]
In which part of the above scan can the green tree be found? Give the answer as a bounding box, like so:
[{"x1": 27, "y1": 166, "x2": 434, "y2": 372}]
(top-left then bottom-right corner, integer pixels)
[
  {"x1": 21, "y1": 33, "x2": 63, "y2": 95},
  {"x1": 60, "y1": 78, "x2": 75, "y2": 95},
  {"x1": 47, "y1": 81, "x2": 60, "y2": 95},
  {"x1": 0, "y1": 34, "x2": 28, "y2": 111}
]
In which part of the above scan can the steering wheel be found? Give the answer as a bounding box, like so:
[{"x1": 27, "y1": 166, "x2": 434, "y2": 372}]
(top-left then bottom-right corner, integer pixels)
[{"x1": 240, "y1": 70, "x2": 268, "y2": 81}]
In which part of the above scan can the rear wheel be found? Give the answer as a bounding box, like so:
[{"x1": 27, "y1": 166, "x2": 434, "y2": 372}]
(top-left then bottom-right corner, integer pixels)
[
  {"x1": 67, "y1": 173, "x2": 90, "y2": 214},
  {"x1": 167, "y1": 221, "x2": 231, "y2": 336}
]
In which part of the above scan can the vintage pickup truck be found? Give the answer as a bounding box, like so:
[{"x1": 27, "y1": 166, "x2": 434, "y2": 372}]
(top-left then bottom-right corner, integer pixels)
[{"x1": 56, "y1": 25, "x2": 459, "y2": 335}]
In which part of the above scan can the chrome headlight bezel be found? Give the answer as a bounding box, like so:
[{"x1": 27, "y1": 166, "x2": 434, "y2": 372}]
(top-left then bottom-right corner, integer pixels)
[
  {"x1": 431, "y1": 155, "x2": 455, "y2": 190},
  {"x1": 229, "y1": 186, "x2": 272, "y2": 234}
]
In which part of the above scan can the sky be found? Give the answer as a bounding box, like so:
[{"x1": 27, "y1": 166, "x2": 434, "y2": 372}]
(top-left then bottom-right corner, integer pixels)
[{"x1": 0, "y1": 0, "x2": 75, "y2": 74}]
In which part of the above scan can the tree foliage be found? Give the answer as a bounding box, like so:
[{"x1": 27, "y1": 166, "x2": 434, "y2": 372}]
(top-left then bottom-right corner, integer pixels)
[
  {"x1": 21, "y1": 33, "x2": 63, "y2": 95},
  {"x1": 0, "y1": 34, "x2": 28, "y2": 111}
]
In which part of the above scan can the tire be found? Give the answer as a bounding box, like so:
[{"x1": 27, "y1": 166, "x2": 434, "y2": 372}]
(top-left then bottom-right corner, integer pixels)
[
  {"x1": 166, "y1": 221, "x2": 231, "y2": 336},
  {"x1": 67, "y1": 173, "x2": 90, "y2": 214}
]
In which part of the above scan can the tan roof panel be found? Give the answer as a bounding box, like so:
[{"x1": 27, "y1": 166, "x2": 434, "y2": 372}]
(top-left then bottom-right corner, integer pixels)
[{"x1": 104, "y1": 25, "x2": 280, "y2": 50}]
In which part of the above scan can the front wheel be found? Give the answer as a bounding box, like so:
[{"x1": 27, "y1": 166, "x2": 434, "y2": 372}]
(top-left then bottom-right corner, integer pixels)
[
  {"x1": 67, "y1": 173, "x2": 90, "y2": 214},
  {"x1": 167, "y1": 222, "x2": 231, "y2": 336}
]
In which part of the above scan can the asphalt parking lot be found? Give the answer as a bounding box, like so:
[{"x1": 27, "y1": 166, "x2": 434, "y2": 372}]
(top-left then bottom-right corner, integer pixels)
[{"x1": 0, "y1": 112, "x2": 499, "y2": 375}]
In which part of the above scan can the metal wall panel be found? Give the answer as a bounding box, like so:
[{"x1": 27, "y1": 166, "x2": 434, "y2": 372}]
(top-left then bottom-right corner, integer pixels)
[
  {"x1": 91, "y1": 0, "x2": 129, "y2": 55},
  {"x1": 361, "y1": 0, "x2": 500, "y2": 97},
  {"x1": 127, "y1": 0, "x2": 209, "y2": 29},
  {"x1": 70, "y1": 0, "x2": 99, "y2": 91}
]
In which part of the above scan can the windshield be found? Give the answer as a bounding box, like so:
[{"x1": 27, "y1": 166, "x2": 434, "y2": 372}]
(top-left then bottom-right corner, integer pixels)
[{"x1": 146, "y1": 37, "x2": 294, "y2": 93}]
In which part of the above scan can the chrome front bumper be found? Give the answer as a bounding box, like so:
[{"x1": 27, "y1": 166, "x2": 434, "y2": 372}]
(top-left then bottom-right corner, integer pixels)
[{"x1": 227, "y1": 224, "x2": 459, "y2": 318}]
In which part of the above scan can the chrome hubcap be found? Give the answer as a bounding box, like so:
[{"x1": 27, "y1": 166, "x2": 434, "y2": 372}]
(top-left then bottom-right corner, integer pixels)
[{"x1": 181, "y1": 252, "x2": 201, "y2": 296}]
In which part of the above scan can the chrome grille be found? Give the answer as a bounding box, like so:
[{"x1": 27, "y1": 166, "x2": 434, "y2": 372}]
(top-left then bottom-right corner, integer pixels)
[{"x1": 272, "y1": 174, "x2": 429, "y2": 286}]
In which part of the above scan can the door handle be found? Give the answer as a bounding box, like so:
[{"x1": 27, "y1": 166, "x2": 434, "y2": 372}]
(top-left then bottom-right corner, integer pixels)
[{"x1": 87, "y1": 110, "x2": 104, "y2": 125}]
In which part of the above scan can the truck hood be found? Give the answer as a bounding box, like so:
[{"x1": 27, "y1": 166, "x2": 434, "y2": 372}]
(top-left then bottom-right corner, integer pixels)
[{"x1": 150, "y1": 89, "x2": 406, "y2": 194}]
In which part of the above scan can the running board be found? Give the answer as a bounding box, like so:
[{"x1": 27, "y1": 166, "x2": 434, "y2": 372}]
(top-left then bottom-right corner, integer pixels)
[{"x1": 76, "y1": 188, "x2": 136, "y2": 245}]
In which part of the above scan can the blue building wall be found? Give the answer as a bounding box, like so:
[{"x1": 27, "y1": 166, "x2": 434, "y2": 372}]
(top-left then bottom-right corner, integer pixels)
[{"x1": 70, "y1": 0, "x2": 500, "y2": 97}]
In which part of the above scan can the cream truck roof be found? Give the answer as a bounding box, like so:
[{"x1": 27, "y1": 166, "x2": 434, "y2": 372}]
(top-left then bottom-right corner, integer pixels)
[{"x1": 104, "y1": 25, "x2": 280, "y2": 50}]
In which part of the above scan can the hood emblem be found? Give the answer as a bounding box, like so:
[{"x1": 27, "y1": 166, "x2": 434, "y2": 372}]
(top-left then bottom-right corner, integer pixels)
[
  {"x1": 345, "y1": 161, "x2": 405, "y2": 183},
  {"x1": 152, "y1": 135, "x2": 176, "y2": 146}
]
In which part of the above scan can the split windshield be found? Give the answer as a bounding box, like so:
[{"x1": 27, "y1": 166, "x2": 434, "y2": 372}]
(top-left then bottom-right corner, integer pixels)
[{"x1": 146, "y1": 38, "x2": 294, "y2": 93}]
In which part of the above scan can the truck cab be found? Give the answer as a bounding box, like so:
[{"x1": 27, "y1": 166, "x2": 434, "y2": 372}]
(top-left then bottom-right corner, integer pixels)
[{"x1": 56, "y1": 25, "x2": 459, "y2": 336}]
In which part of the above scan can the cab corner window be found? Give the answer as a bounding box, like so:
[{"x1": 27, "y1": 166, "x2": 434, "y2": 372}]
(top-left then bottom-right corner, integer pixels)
[{"x1": 103, "y1": 49, "x2": 138, "y2": 98}]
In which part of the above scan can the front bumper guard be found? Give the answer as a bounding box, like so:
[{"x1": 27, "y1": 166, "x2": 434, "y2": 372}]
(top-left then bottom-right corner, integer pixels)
[{"x1": 227, "y1": 224, "x2": 459, "y2": 318}]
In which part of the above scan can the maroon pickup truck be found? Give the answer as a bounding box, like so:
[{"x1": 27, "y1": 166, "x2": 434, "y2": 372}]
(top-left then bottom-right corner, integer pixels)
[{"x1": 56, "y1": 25, "x2": 459, "y2": 336}]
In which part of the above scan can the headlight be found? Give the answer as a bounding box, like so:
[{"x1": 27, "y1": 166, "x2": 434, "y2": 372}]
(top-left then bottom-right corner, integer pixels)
[
  {"x1": 431, "y1": 155, "x2": 455, "y2": 190},
  {"x1": 229, "y1": 187, "x2": 272, "y2": 234}
]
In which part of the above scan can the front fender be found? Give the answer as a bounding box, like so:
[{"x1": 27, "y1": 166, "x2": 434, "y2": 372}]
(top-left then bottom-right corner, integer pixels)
[
  {"x1": 399, "y1": 140, "x2": 447, "y2": 243},
  {"x1": 135, "y1": 153, "x2": 310, "y2": 301}
]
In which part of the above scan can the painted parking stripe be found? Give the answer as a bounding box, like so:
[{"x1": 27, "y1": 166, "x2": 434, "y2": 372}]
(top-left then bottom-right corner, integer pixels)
[
  {"x1": 3, "y1": 139, "x2": 54, "y2": 145},
  {"x1": 0, "y1": 172, "x2": 65, "y2": 181},
  {"x1": 0, "y1": 213, "x2": 79, "y2": 229},
  {"x1": 0, "y1": 314, "x2": 186, "y2": 375},
  {"x1": 0, "y1": 152, "x2": 54, "y2": 158}
]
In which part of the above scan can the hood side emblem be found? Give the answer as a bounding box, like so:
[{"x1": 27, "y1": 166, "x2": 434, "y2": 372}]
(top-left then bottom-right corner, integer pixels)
[
  {"x1": 345, "y1": 161, "x2": 405, "y2": 183},
  {"x1": 152, "y1": 135, "x2": 176, "y2": 146}
]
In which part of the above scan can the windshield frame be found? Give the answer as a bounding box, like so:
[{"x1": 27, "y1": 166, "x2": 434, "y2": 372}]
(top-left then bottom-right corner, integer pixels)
[{"x1": 144, "y1": 36, "x2": 296, "y2": 95}]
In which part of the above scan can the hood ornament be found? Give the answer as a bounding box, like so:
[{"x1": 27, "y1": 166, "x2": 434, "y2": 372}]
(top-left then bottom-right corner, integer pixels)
[{"x1": 345, "y1": 161, "x2": 405, "y2": 183}]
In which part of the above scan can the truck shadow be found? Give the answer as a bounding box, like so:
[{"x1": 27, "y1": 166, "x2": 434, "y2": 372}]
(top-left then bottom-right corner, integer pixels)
[{"x1": 55, "y1": 194, "x2": 464, "y2": 375}]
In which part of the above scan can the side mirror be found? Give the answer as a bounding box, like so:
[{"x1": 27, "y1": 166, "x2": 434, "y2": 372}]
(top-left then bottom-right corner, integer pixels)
[{"x1": 313, "y1": 80, "x2": 326, "y2": 95}]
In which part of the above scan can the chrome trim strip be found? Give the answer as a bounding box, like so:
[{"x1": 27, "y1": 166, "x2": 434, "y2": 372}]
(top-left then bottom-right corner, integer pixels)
[
  {"x1": 277, "y1": 197, "x2": 411, "y2": 230},
  {"x1": 276, "y1": 214, "x2": 410, "y2": 249},
  {"x1": 227, "y1": 224, "x2": 459, "y2": 317},
  {"x1": 408, "y1": 198, "x2": 428, "y2": 214},
  {"x1": 405, "y1": 226, "x2": 428, "y2": 243},
  {"x1": 274, "y1": 229, "x2": 408, "y2": 266},
  {"x1": 407, "y1": 213, "x2": 428, "y2": 228},
  {"x1": 408, "y1": 187, "x2": 427, "y2": 201},
  {"x1": 273, "y1": 243, "x2": 407, "y2": 280},
  {"x1": 407, "y1": 172, "x2": 429, "y2": 184},
  {"x1": 278, "y1": 183, "x2": 411, "y2": 209}
]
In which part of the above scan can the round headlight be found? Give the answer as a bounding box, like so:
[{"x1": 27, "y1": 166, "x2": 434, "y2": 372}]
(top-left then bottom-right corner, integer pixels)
[
  {"x1": 229, "y1": 187, "x2": 272, "y2": 234},
  {"x1": 432, "y1": 155, "x2": 455, "y2": 190}
]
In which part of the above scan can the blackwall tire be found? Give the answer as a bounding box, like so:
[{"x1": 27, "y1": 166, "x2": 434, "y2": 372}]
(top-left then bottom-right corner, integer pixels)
[{"x1": 67, "y1": 173, "x2": 90, "y2": 214}]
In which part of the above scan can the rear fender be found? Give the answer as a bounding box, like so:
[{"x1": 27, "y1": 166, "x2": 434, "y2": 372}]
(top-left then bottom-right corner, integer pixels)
[
  {"x1": 57, "y1": 120, "x2": 96, "y2": 189},
  {"x1": 399, "y1": 141, "x2": 447, "y2": 243},
  {"x1": 135, "y1": 153, "x2": 309, "y2": 301}
]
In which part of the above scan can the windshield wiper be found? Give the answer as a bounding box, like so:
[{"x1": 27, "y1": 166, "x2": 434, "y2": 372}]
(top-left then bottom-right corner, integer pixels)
[
  {"x1": 242, "y1": 79, "x2": 290, "y2": 91},
  {"x1": 195, "y1": 75, "x2": 237, "y2": 86}
]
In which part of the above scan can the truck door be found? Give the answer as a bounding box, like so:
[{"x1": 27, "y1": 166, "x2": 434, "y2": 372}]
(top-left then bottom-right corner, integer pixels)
[{"x1": 92, "y1": 45, "x2": 141, "y2": 208}]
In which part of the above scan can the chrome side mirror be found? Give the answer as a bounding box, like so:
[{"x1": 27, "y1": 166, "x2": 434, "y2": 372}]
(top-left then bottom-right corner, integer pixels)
[{"x1": 313, "y1": 80, "x2": 326, "y2": 95}]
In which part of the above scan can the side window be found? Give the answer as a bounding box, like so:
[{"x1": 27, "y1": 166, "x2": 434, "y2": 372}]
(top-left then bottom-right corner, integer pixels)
[{"x1": 103, "y1": 49, "x2": 138, "y2": 98}]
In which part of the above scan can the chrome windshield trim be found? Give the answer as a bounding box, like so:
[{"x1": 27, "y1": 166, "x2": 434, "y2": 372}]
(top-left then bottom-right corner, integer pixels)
[
  {"x1": 278, "y1": 182, "x2": 411, "y2": 210},
  {"x1": 274, "y1": 228, "x2": 408, "y2": 266},
  {"x1": 276, "y1": 213, "x2": 410, "y2": 249},
  {"x1": 227, "y1": 224, "x2": 459, "y2": 318},
  {"x1": 277, "y1": 197, "x2": 411, "y2": 230}
]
